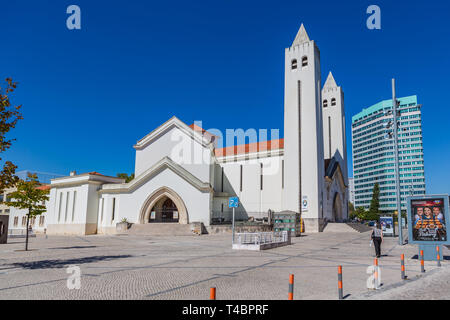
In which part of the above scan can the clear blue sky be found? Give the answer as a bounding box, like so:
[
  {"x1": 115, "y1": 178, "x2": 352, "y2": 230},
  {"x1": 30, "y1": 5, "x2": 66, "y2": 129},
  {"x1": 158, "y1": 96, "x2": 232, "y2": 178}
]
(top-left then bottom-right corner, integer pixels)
[{"x1": 1, "y1": 0, "x2": 449, "y2": 194}]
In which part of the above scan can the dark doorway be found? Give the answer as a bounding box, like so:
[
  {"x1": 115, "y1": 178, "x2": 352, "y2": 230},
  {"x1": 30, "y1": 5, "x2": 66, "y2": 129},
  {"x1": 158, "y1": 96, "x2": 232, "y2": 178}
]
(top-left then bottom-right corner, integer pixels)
[{"x1": 149, "y1": 197, "x2": 179, "y2": 223}]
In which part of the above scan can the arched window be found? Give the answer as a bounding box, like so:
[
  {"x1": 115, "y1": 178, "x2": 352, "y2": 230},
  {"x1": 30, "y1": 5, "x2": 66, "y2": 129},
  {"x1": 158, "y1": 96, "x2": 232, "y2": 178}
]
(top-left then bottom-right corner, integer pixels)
[
  {"x1": 291, "y1": 59, "x2": 297, "y2": 70},
  {"x1": 301, "y1": 56, "x2": 308, "y2": 67},
  {"x1": 323, "y1": 100, "x2": 328, "y2": 108},
  {"x1": 331, "y1": 98, "x2": 336, "y2": 106}
]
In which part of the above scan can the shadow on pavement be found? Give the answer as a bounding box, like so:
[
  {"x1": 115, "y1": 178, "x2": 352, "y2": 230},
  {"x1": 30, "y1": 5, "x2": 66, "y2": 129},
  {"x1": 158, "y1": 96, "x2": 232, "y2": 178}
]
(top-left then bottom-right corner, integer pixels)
[
  {"x1": 8, "y1": 255, "x2": 133, "y2": 270},
  {"x1": 48, "y1": 246, "x2": 97, "y2": 250}
]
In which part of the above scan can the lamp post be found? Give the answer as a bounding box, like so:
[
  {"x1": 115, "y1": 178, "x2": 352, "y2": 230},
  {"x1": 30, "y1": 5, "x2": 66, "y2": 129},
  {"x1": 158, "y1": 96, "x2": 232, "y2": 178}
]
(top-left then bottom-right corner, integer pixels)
[{"x1": 391, "y1": 78, "x2": 403, "y2": 245}]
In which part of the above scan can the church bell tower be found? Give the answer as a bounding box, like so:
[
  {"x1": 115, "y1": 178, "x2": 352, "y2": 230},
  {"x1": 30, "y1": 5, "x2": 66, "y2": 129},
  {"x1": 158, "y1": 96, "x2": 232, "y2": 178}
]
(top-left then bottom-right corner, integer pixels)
[{"x1": 283, "y1": 24, "x2": 325, "y2": 231}]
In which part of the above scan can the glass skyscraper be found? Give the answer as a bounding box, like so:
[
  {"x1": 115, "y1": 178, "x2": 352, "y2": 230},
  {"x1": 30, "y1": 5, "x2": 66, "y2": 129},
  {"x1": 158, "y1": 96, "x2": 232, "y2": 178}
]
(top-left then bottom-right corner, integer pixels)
[{"x1": 351, "y1": 95, "x2": 426, "y2": 212}]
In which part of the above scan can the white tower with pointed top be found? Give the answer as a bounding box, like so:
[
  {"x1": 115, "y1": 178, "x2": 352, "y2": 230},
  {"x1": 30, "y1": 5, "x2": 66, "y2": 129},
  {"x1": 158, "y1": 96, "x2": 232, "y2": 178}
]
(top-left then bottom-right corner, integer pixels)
[
  {"x1": 322, "y1": 72, "x2": 348, "y2": 182},
  {"x1": 283, "y1": 24, "x2": 325, "y2": 231}
]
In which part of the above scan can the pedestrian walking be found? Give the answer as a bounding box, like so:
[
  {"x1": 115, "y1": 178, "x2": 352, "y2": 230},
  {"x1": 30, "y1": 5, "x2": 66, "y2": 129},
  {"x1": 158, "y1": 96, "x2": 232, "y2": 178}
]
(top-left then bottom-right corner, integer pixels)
[{"x1": 371, "y1": 221, "x2": 383, "y2": 258}]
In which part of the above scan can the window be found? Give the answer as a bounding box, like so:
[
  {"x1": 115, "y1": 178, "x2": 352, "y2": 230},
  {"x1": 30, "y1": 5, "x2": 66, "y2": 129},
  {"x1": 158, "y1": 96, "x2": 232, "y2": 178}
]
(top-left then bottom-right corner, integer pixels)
[
  {"x1": 323, "y1": 100, "x2": 328, "y2": 108},
  {"x1": 221, "y1": 167, "x2": 224, "y2": 192},
  {"x1": 239, "y1": 165, "x2": 243, "y2": 192},
  {"x1": 301, "y1": 56, "x2": 308, "y2": 67},
  {"x1": 21, "y1": 216, "x2": 26, "y2": 227},
  {"x1": 65, "y1": 192, "x2": 69, "y2": 222},
  {"x1": 111, "y1": 198, "x2": 116, "y2": 222},
  {"x1": 331, "y1": 98, "x2": 336, "y2": 106},
  {"x1": 72, "y1": 191, "x2": 77, "y2": 222},
  {"x1": 14, "y1": 216, "x2": 18, "y2": 227},
  {"x1": 30, "y1": 217, "x2": 36, "y2": 226},
  {"x1": 260, "y1": 163, "x2": 263, "y2": 190},
  {"x1": 58, "y1": 192, "x2": 63, "y2": 222},
  {"x1": 39, "y1": 216, "x2": 45, "y2": 227},
  {"x1": 100, "y1": 198, "x2": 105, "y2": 222},
  {"x1": 291, "y1": 59, "x2": 297, "y2": 70}
]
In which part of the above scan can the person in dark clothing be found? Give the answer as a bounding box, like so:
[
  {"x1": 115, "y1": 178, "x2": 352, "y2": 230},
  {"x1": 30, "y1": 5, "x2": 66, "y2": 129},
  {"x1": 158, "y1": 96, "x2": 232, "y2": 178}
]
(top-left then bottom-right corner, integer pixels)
[{"x1": 371, "y1": 222, "x2": 383, "y2": 258}]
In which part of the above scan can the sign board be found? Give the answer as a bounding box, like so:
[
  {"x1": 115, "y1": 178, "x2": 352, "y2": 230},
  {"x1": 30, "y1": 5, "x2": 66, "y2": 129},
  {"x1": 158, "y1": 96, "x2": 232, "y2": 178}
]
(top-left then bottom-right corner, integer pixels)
[
  {"x1": 407, "y1": 195, "x2": 449, "y2": 245},
  {"x1": 301, "y1": 196, "x2": 308, "y2": 212},
  {"x1": 229, "y1": 197, "x2": 239, "y2": 208},
  {"x1": 380, "y1": 216, "x2": 394, "y2": 235}
]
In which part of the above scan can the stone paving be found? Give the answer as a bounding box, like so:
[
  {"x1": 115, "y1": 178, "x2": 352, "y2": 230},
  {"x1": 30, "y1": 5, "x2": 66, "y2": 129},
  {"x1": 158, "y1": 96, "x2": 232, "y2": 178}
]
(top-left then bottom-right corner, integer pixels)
[{"x1": 0, "y1": 231, "x2": 448, "y2": 300}]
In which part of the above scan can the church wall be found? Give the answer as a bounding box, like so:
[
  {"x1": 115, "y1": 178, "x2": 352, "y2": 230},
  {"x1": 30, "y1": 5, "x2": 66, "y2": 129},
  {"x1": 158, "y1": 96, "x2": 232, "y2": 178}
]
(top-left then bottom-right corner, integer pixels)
[
  {"x1": 134, "y1": 125, "x2": 213, "y2": 184},
  {"x1": 215, "y1": 155, "x2": 283, "y2": 216},
  {"x1": 322, "y1": 82, "x2": 348, "y2": 183},
  {"x1": 283, "y1": 39, "x2": 325, "y2": 229},
  {"x1": 46, "y1": 183, "x2": 97, "y2": 235},
  {"x1": 100, "y1": 167, "x2": 212, "y2": 230}
]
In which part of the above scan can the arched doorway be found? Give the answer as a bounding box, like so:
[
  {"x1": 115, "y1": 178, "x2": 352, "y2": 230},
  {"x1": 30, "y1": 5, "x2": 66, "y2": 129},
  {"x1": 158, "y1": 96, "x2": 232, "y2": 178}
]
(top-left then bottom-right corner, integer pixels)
[
  {"x1": 140, "y1": 187, "x2": 189, "y2": 224},
  {"x1": 332, "y1": 192, "x2": 343, "y2": 222}
]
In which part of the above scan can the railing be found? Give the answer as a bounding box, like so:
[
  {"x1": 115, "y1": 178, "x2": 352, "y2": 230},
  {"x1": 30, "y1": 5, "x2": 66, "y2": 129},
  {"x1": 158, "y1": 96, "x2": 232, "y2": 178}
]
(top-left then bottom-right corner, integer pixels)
[
  {"x1": 234, "y1": 231, "x2": 289, "y2": 245},
  {"x1": 211, "y1": 211, "x2": 270, "y2": 224},
  {"x1": 8, "y1": 229, "x2": 35, "y2": 236}
]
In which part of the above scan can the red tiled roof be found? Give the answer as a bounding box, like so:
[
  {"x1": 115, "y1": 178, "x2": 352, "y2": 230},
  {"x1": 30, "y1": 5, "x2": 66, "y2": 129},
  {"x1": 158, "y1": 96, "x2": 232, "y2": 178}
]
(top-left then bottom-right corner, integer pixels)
[
  {"x1": 214, "y1": 138, "x2": 284, "y2": 157},
  {"x1": 188, "y1": 124, "x2": 217, "y2": 137},
  {"x1": 87, "y1": 172, "x2": 104, "y2": 176},
  {"x1": 36, "y1": 185, "x2": 51, "y2": 191}
]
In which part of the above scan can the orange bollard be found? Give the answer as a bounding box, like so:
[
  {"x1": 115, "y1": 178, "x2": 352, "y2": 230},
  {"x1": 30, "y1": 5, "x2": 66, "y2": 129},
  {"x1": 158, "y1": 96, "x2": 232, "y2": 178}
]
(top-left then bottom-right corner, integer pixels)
[
  {"x1": 437, "y1": 246, "x2": 441, "y2": 267},
  {"x1": 400, "y1": 254, "x2": 406, "y2": 280},
  {"x1": 420, "y1": 250, "x2": 425, "y2": 273},
  {"x1": 373, "y1": 258, "x2": 379, "y2": 287},
  {"x1": 210, "y1": 287, "x2": 216, "y2": 300},
  {"x1": 337, "y1": 266, "x2": 343, "y2": 300},
  {"x1": 288, "y1": 274, "x2": 294, "y2": 300}
]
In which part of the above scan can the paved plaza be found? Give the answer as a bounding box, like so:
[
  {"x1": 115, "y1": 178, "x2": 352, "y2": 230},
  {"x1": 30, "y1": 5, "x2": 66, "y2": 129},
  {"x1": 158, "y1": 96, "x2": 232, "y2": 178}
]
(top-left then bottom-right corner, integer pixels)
[{"x1": 0, "y1": 230, "x2": 448, "y2": 300}]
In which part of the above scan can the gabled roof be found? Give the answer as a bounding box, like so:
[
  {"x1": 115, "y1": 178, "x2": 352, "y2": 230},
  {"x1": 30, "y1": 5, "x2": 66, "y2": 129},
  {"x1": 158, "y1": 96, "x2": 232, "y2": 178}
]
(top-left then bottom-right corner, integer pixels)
[
  {"x1": 100, "y1": 156, "x2": 212, "y2": 194},
  {"x1": 292, "y1": 24, "x2": 310, "y2": 46},
  {"x1": 325, "y1": 157, "x2": 347, "y2": 189},
  {"x1": 323, "y1": 72, "x2": 338, "y2": 89},
  {"x1": 134, "y1": 116, "x2": 214, "y2": 150},
  {"x1": 215, "y1": 139, "x2": 284, "y2": 157}
]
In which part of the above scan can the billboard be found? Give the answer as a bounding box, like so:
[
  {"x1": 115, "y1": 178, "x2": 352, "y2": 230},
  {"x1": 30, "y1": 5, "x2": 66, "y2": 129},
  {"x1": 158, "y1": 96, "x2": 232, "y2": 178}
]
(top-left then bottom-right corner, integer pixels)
[
  {"x1": 380, "y1": 216, "x2": 394, "y2": 236},
  {"x1": 408, "y1": 196, "x2": 448, "y2": 243}
]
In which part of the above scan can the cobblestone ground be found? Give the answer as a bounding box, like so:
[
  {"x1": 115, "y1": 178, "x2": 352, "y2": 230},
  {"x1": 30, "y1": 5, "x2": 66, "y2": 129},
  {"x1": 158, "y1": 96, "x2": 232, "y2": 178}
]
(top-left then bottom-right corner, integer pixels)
[{"x1": 0, "y1": 231, "x2": 448, "y2": 299}]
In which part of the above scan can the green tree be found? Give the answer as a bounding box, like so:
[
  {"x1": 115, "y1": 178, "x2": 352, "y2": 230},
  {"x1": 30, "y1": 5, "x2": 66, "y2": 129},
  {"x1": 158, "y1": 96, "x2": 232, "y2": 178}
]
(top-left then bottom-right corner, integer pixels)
[
  {"x1": 117, "y1": 173, "x2": 134, "y2": 183},
  {"x1": 368, "y1": 183, "x2": 381, "y2": 220},
  {"x1": 355, "y1": 207, "x2": 367, "y2": 220},
  {"x1": 6, "y1": 173, "x2": 49, "y2": 251},
  {"x1": 0, "y1": 78, "x2": 23, "y2": 192},
  {"x1": 348, "y1": 202, "x2": 356, "y2": 220}
]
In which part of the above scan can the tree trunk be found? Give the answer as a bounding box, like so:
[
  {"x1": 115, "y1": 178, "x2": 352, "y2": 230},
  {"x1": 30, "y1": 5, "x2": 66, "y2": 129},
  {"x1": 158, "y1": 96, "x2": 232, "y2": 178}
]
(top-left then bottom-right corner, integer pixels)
[{"x1": 25, "y1": 213, "x2": 30, "y2": 251}]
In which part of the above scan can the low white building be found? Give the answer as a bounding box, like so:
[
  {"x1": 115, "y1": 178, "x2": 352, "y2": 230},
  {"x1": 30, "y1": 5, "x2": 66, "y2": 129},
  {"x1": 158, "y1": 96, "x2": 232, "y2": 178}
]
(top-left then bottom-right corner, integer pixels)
[
  {"x1": 45, "y1": 24, "x2": 348, "y2": 235},
  {"x1": 1, "y1": 186, "x2": 50, "y2": 235}
]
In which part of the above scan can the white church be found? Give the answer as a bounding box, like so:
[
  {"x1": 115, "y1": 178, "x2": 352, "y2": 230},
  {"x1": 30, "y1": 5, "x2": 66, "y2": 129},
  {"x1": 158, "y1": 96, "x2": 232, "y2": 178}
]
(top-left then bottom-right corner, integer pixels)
[{"x1": 45, "y1": 24, "x2": 348, "y2": 235}]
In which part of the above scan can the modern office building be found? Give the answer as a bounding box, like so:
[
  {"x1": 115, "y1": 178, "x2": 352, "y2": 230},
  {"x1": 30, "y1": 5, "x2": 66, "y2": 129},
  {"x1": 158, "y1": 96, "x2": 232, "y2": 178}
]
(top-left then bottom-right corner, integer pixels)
[
  {"x1": 348, "y1": 177, "x2": 355, "y2": 205},
  {"x1": 351, "y1": 95, "x2": 426, "y2": 212}
]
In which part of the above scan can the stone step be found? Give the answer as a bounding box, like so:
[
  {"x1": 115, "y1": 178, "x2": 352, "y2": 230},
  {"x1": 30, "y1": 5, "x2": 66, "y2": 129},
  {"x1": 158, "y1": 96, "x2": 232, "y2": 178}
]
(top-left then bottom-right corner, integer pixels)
[
  {"x1": 125, "y1": 223, "x2": 195, "y2": 236},
  {"x1": 322, "y1": 222, "x2": 360, "y2": 233},
  {"x1": 345, "y1": 222, "x2": 373, "y2": 233}
]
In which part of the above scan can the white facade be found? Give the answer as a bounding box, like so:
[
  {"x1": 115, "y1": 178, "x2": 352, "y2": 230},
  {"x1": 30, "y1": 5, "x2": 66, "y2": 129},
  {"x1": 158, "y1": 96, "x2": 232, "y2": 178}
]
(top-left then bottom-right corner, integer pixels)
[
  {"x1": 44, "y1": 24, "x2": 348, "y2": 235},
  {"x1": 1, "y1": 187, "x2": 49, "y2": 235}
]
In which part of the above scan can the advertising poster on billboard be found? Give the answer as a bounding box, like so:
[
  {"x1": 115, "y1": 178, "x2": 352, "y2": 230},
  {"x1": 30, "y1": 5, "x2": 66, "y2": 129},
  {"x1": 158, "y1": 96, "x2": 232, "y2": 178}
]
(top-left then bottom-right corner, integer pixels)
[
  {"x1": 380, "y1": 216, "x2": 394, "y2": 236},
  {"x1": 410, "y1": 198, "x2": 447, "y2": 242}
]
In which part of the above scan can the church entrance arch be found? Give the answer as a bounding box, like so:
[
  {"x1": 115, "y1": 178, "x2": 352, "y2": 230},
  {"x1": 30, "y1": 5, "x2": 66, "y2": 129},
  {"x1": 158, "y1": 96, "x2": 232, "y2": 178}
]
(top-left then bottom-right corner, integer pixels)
[
  {"x1": 332, "y1": 192, "x2": 343, "y2": 222},
  {"x1": 140, "y1": 187, "x2": 189, "y2": 224}
]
